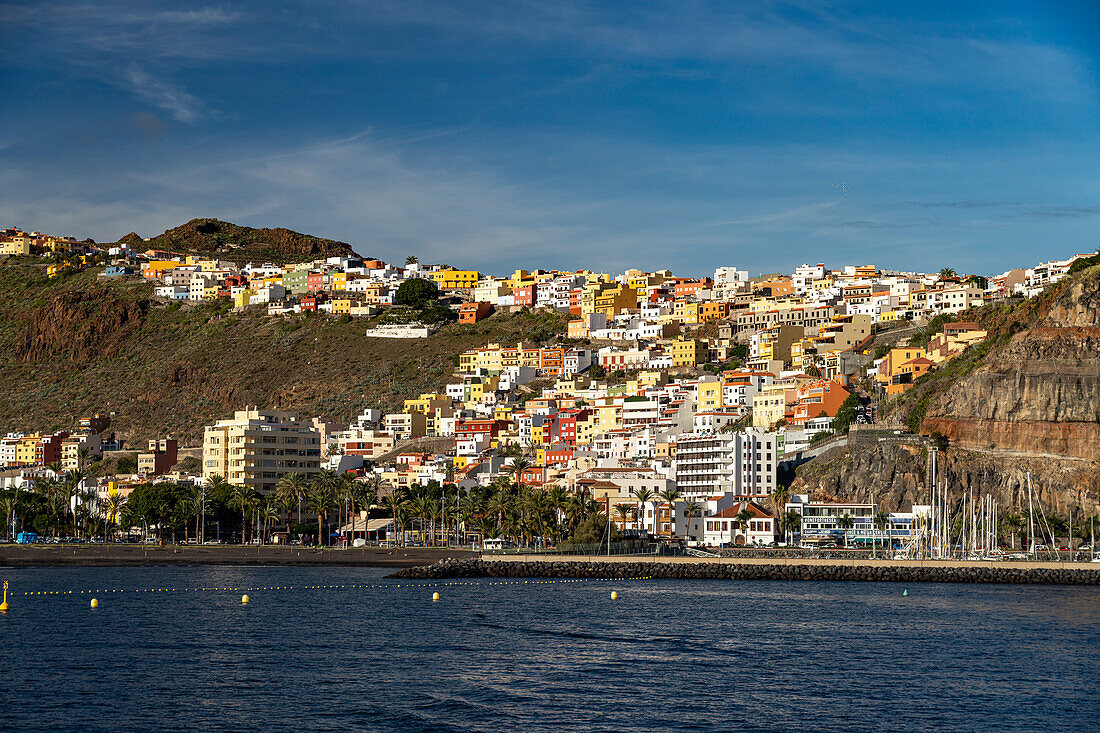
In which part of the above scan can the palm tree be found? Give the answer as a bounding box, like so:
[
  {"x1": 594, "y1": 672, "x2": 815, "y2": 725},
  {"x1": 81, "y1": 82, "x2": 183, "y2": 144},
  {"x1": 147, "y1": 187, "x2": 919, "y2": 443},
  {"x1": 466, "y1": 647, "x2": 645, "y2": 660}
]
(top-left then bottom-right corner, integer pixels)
[
  {"x1": 658, "y1": 488, "x2": 681, "y2": 537},
  {"x1": 259, "y1": 497, "x2": 280, "y2": 544},
  {"x1": 335, "y1": 473, "x2": 359, "y2": 543},
  {"x1": 45, "y1": 461, "x2": 63, "y2": 477},
  {"x1": 782, "y1": 511, "x2": 802, "y2": 546},
  {"x1": 631, "y1": 487, "x2": 655, "y2": 534},
  {"x1": 837, "y1": 513, "x2": 855, "y2": 548},
  {"x1": 873, "y1": 511, "x2": 891, "y2": 556},
  {"x1": 546, "y1": 485, "x2": 570, "y2": 539},
  {"x1": 383, "y1": 489, "x2": 406, "y2": 546},
  {"x1": 405, "y1": 255, "x2": 419, "y2": 265},
  {"x1": 78, "y1": 486, "x2": 98, "y2": 538},
  {"x1": 275, "y1": 472, "x2": 307, "y2": 527},
  {"x1": 306, "y1": 481, "x2": 336, "y2": 546},
  {"x1": 103, "y1": 493, "x2": 127, "y2": 539},
  {"x1": 683, "y1": 502, "x2": 702, "y2": 542},
  {"x1": 228, "y1": 484, "x2": 257, "y2": 544},
  {"x1": 1001, "y1": 513, "x2": 1025, "y2": 549},
  {"x1": 735, "y1": 508, "x2": 754, "y2": 545},
  {"x1": 507, "y1": 456, "x2": 531, "y2": 487},
  {"x1": 190, "y1": 486, "x2": 207, "y2": 542},
  {"x1": 938, "y1": 267, "x2": 957, "y2": 279},
  {"x1": 0, "y1": 491, "x2": 19, "y2": 539},
  {"x1": 614, "y1": 503, "x2": 635, "y2": 534},
  {"x1": 63, "y1": 468, "x2": 87, "y2": 537},
  {"x1": 771, "y1": 484, "x2": 791, "y2": 541}
]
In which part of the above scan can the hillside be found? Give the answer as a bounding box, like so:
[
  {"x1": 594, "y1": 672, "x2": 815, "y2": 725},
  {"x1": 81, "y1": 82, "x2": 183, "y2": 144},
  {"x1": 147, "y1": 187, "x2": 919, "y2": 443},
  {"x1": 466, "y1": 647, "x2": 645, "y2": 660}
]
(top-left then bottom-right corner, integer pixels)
[
  {"x1": 122, "y1": 218, "x2": 361, "y2": 264},
  {"x1": 793, "y1": 261, "x2": 1100, "y2": 515},
  {"x1": 0, "y1": 259, "x2": 567, "y2": 445}
]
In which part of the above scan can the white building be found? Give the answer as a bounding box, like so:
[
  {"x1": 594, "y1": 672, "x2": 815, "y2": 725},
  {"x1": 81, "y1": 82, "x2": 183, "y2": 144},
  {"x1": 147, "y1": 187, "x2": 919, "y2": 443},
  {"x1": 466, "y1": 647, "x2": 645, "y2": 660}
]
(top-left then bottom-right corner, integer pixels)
[{"x1": 672, "y1": 428, "x2": 777, "y2": 501}]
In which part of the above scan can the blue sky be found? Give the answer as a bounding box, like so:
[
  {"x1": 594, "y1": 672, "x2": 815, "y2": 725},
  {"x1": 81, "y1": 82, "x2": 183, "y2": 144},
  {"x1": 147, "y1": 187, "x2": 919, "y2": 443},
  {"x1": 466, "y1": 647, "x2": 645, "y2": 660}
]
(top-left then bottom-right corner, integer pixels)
[{"x1": 1, "y1": 1, "x2": 1097, "y2": 276}]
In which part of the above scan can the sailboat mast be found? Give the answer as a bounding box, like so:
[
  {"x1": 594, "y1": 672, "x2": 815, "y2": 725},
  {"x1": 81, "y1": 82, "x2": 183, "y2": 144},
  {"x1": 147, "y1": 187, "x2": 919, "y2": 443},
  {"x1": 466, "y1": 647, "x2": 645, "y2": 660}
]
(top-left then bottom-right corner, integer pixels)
[{"x1": 1027, "y1": 472, "x2": 1035, "y2": 560}]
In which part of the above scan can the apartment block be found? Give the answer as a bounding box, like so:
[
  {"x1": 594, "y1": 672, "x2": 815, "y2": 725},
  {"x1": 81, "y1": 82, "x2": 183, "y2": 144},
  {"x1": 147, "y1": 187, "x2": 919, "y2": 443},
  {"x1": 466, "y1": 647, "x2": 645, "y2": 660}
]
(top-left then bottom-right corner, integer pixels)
[{"x1": 203, "y1": 409, "x2": 323, "y2": 493}]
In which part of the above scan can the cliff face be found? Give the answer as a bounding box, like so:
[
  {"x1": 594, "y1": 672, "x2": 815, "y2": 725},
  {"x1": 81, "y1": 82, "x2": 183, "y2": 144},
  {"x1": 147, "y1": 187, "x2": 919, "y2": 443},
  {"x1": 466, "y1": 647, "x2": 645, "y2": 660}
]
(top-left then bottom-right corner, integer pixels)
[
  {"x1": 797, "y1": 265, "x2": 1100, "y2": 515},
  {"x1": 138, "y1": 219, "x2": 359, "y2": 262},
  {"x1": 921, "y1": 269, "x2": 1100, "y2": 459},
  {"x1": 791, "y1": 436, "x2": 1099, "y2": 515},
  {"x1": 16, "y1": 288, "x2": 149, "y2": 362}
]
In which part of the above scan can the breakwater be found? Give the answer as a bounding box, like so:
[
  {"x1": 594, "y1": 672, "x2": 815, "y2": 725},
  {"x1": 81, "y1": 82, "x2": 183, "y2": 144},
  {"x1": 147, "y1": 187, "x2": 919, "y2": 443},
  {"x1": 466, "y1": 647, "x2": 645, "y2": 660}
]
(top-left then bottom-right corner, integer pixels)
[{"x1": 389, "y1": 558, "x2": 1100, "y2": 586}]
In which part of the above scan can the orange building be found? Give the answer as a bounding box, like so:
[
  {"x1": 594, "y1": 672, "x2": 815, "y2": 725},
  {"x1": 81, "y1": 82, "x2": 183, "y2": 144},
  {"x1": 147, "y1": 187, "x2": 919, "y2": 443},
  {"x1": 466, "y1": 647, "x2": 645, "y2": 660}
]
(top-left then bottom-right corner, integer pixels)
[
  {"x1": 459, "y1": 301, "x2": 493, "y2": 324},
  {"x1": 697, "y1": 301, "x2": 729, "y2": 323},
  {"x1": 791, "y1": 379, "x2": 850, "y2": 425}
]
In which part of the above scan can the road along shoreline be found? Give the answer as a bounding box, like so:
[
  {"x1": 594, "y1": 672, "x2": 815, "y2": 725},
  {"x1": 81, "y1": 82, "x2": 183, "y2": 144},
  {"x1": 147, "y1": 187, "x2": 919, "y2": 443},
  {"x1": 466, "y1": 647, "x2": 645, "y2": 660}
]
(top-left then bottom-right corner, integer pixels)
[
  {"x1": 0, "y1": 545, "x2": 474, "y2": 568},
  {"x1": 389, "y1": 557, "x2": 1100, "y2": 585}
]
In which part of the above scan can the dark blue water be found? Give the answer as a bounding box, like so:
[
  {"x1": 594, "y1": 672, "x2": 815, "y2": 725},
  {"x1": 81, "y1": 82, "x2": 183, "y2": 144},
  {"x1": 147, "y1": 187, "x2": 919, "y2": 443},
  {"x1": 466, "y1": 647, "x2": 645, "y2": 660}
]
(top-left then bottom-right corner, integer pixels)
[{"x1": 0, "y1": 566, "x2": 1096, "y2": 732}]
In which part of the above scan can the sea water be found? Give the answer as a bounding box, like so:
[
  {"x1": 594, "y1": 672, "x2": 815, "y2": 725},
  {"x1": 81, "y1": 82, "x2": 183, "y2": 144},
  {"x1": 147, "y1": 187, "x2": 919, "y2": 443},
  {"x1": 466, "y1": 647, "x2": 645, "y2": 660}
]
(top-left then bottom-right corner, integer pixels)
[{"x1": 1, "y1": 566, "x2": 1096, "y2": 732}]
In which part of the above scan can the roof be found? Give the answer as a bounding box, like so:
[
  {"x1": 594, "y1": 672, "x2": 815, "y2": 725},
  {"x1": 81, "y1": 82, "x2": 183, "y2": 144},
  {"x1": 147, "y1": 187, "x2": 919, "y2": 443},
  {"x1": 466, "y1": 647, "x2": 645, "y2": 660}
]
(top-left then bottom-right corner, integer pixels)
[{"x1": 710, "y1": 501, "x2": 775, "y2": 520}]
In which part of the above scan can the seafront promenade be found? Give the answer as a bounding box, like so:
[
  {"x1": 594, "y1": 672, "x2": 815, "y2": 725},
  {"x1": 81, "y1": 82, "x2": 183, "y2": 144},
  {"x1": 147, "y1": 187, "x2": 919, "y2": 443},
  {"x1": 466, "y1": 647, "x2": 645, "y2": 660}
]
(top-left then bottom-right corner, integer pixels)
[{"x1": 0, "y1": 544, "x2": 475, "y2": 568}]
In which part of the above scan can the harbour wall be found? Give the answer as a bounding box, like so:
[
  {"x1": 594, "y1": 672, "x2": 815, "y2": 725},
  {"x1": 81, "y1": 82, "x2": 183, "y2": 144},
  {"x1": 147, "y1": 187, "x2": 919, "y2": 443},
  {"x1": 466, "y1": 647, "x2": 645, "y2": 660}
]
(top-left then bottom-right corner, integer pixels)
[{"x1": 389, "y1": 557, "x2": 1100, "y2": 585}]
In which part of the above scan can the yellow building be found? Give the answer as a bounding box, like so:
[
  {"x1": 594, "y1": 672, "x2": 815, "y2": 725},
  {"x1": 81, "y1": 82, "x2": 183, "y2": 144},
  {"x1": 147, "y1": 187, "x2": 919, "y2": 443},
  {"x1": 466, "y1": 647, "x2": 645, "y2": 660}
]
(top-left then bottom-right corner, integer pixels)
[
  {"x1": 0, "y1": 239, "x2": 32, "y2": 255},
  {"x1": 697, "y1": 380, "x2": 723, "y2": 411},
  {"x1": 233, "y1": 289, "x2": 255, "y2": 308},
  {"x1": 593, "y1": 284, "x2": 638, "y2": 319},
  {"x1": 330, "y1": 272, "x2": 348, "y2": 291},
  {"x1": 876, "y1": 347, "x2": 927, "y2": 387},
  {"x1": 403, "y1": 393, "x2": 449, "y2": 415},
  {"x1": 752, "y1": 385, "x2": 788, "y2": 428},
  {"x1": 670, "y1": 338, "x2": 705, "y2": 367},
  {"x1": 15, "y1": 435, "x2": 41, "y2": 466},
  {"x1": 332, "y1": 298, "x2": 352, "y2": 314},
  {"x1": 431, "y1": 269, "x2": 480, "y2": 289},
  {"x1": 697, "y1": 301, "x2": 728, "y2": 323}
]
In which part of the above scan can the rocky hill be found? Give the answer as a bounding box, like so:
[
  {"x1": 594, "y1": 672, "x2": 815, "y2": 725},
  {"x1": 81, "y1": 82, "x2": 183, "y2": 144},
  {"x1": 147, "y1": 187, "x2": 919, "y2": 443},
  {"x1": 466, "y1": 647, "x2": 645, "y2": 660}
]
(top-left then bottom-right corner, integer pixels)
[
  {"x1": 0, "y1": 259, "x2": 566, "y2": 445},
  {"x1": 793, "y1": 262, "x2": 1100, "y2": 516},
  {"x1": 126, "y1": 218, "x2": 361, "y2": 264}
]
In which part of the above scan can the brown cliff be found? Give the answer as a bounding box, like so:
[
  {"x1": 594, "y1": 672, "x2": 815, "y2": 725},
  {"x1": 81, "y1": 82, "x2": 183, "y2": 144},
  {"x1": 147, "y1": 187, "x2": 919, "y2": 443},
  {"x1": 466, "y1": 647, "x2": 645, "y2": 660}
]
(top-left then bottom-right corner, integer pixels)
[
  {"x1": 796, "y1": 264, "x2": 1100, "y2": 516},
  {"x1": 921, "y1": 267, "x2": 1100, "y2": 460}
]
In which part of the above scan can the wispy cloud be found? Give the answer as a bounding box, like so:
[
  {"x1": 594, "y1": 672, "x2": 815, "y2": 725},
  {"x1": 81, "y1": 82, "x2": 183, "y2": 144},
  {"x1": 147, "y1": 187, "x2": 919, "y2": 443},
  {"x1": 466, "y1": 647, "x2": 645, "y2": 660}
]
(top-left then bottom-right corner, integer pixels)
[{"x1": 119, "y1": 66, "x2": 209, "y2": 123}]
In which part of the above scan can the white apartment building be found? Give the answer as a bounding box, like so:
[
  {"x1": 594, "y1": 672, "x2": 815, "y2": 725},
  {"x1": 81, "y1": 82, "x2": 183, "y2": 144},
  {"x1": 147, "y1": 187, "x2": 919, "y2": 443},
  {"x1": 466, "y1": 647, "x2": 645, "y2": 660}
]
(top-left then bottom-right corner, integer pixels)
[
  {"x1": 672, "y1": 428, "x2": 777, "y2": 501},
  {"x1": 792, "y1": 263, "x2": 827, "y2": 294}
]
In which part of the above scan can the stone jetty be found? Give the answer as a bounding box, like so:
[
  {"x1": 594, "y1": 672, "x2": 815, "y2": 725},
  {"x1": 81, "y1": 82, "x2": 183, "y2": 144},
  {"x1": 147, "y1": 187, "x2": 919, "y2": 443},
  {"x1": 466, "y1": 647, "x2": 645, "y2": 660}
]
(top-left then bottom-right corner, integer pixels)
[{"x1": 389, "y1": 557, "x2": 1100, "y2": 586}]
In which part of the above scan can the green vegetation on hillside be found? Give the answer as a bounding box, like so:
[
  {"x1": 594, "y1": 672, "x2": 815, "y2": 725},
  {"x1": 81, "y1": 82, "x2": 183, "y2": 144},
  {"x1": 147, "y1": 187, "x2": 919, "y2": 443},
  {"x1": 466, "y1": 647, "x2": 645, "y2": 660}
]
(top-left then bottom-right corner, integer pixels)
[{"x1": 0, "y1": 259, "x2": 567, "y2": 444}]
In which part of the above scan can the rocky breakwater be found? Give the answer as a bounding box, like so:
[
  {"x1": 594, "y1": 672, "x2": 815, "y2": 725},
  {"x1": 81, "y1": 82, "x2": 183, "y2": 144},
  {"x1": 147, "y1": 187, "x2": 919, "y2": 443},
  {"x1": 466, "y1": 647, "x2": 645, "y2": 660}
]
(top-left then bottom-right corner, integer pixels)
[{"x1": 391, "y1": 558, "x2": 1100, "y2": 586}]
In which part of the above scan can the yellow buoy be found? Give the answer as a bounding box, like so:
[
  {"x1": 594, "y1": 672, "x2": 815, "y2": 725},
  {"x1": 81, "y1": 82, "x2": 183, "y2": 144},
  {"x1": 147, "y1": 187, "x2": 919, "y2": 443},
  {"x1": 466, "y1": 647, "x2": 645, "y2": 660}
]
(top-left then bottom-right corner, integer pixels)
[
  {"x1": 611, "y1": 591, "x2": 618, "y2": 600},
  {"x1": 90, "y1": 598, "x2": 99, "y2": 608},
  {"x1": 432, "y1": 592, "x2": 440, "y2": 602},
  {"x1": 241, "y1": 594, "x2": 250, "y2": 604},
  {"x1": 1, "y1": 580, "x2": 9, "y2": 612}
]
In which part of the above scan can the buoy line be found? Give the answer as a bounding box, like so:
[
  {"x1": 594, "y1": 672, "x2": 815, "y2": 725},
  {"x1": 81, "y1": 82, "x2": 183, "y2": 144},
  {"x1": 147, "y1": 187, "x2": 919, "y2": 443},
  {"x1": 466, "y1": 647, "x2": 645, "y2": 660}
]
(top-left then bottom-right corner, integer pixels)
[{"x1": 3, "y1": 576, "x2": 653, "y2": 604}]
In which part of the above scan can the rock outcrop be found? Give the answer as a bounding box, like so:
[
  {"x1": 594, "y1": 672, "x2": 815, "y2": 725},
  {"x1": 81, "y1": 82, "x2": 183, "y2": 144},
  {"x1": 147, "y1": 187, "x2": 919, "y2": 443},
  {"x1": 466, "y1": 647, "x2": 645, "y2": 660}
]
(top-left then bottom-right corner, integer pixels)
[
  {"x1": 138, "y1": 218, "x2": 359, "y2": 261},
  {"x1": 791, "y1": 436, "x2": 1099, "y2": 516},
  {"x1": 16, "y1": 288, "x2": 149, "y2": 363}
]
